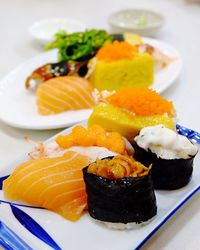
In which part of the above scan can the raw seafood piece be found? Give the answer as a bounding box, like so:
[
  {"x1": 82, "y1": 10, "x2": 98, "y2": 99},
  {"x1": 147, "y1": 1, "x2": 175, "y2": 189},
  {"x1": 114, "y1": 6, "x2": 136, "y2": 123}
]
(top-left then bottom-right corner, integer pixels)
[
  {"x1": 87, "y1": 155, "x2": 150, "y2": 179},
  {"x1": 25, "y1": 125, "x2": 133, "y2": 161},
  {"x1": 113, "y1": 34, "x2": 175, "y2": 69},
  {"x1": 107, "y1": 87, "x2": 174, "y2": 116},
  {"x1": 56, "y1": 124, "x2": 126, "y2": 155},
  {"x1": 3, "y1": 151, "x2": 90, "y2": 221},
  {"x1": 28, "y1": 140, "x2": 118, "y2": 161},
  {"x1": 83, "y1": 155, "x2": 157, "y2": 229},
  {"x1": 36, "y1": 76, "x2": 95, "y2": 115}
]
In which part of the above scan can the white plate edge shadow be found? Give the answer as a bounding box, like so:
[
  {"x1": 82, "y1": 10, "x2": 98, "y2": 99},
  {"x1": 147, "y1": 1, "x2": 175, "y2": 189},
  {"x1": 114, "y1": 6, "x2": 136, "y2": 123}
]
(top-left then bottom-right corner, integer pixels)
[{"x1": 0, "y1": 38, "x2": 182, "y2": 130}]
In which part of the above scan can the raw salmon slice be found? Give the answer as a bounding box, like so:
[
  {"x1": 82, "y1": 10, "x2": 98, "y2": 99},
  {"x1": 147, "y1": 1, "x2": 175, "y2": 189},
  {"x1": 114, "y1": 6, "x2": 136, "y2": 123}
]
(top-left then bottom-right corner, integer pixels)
[
  {"x1": 3, "y1": 151, "x2": 90, "y2": 221},
  {"x1": 37, "y1": 76, "x2": 95, "y2": 115}
]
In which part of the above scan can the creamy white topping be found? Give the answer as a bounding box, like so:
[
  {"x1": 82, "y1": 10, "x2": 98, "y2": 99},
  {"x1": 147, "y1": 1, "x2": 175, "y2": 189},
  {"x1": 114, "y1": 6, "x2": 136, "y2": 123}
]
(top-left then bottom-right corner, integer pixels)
[{"x1": 134, "y1": 125, "x2": 198, "y2": 159}]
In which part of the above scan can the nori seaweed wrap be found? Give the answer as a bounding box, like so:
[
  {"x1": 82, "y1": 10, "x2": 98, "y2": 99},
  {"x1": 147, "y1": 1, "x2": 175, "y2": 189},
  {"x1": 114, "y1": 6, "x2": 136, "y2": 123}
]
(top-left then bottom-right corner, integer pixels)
[
  {"x1": 133, "y1": 144, "x2": 195, "y2": 190},
  {"x1": 134, "y1": 125, "x2": 198, "y2": 190},
  {"x1": 83, "y1": 156, "x2": 157, "y2": 225}
]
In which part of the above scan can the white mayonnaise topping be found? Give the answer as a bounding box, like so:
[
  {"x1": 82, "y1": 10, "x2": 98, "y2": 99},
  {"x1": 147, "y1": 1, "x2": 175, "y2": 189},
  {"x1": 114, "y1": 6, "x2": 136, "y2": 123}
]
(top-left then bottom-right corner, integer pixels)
[{"x1": 134, "y1": 125, "x2": 198, "y2": 159}]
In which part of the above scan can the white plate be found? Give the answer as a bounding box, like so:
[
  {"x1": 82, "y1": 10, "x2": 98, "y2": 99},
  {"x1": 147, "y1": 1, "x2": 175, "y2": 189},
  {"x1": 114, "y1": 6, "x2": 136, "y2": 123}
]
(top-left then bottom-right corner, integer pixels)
[
  {"x1": 29, "y1": 18, "x2": 86, "y2": 45},
  {"x1": 0, "y1": 38, "x2": 182, "y2": 130},
  {"x1": 0, "y1": 123, "x2": 199, "y2": 250}
]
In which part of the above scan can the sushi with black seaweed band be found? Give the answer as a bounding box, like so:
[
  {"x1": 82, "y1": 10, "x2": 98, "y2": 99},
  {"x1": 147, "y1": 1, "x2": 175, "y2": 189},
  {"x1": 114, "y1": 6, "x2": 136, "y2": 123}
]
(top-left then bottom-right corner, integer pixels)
[
  {"x1": 83, "y1": 155, "x2": 157, "y2": 229},
  {"x1": 134, "y1": 125, "x2": 198, "y2": 190}
]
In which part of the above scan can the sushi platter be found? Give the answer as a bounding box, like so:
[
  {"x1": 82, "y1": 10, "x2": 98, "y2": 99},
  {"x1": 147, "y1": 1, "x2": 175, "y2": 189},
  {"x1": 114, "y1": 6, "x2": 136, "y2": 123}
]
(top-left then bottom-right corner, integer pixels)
[
  {"x1": 0, "y1": 35, "x2": 182, "y2": 130},
  {"x1": 0, "y1": 121, "x2": 199, "y2": 250},
  {"x1": 0, "y1": 28, "x2": 197, "y2": 250}
]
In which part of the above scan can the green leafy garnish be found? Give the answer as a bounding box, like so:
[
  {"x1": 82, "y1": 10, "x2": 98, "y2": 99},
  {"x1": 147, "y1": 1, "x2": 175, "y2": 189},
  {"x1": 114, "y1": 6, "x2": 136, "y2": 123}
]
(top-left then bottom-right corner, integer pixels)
[{"x1": 45, "y1": 29, "x2": 114, "y2": 61}]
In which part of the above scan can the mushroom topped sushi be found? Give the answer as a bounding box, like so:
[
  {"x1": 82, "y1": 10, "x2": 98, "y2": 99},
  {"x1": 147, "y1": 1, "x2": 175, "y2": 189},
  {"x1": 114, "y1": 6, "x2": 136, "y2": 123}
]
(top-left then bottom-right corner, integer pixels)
[
  {"x1": 83, "y1": 155, "x2": 157, "y2": 229},
  {"x1": 134, "y1": 125, "x2": 198, "y2": 190}
]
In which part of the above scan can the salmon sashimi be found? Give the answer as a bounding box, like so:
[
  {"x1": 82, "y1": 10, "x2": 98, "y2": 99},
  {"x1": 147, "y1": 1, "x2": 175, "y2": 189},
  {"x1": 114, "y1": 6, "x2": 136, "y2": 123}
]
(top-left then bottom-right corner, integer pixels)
[
  {"x1": 36, "y1": 76, "x2": 95, "y2": 115},
  {"x1": 3, "y1": 151, "x2": 90, "y2": 221}
]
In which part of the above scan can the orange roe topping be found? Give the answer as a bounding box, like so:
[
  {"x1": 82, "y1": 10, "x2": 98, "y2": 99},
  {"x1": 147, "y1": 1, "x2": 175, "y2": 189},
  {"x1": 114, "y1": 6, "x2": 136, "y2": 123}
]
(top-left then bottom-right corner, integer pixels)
[
  {"x1": 87, "y1": 155, "x2": 150, "y2": 179},
  {"x1": 107, "y1": 87, "x2": 174, "y2": 116},
  {"x1": 56, "y1": 125, "x2": 126, "y2": 154},
  {"x1": 96, "y1": 41, "x2": 138, "y2": 61}
]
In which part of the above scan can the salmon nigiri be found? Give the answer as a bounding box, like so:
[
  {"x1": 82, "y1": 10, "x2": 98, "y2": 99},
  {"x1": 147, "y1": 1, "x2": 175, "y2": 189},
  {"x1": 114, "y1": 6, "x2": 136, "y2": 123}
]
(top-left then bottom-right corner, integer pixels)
[
  {"x1": 3, "y1": 151, "x2": 90, "y2": 221},
  {"x1": 36, "y1": 76, "x2": 95, "y2": 115}
]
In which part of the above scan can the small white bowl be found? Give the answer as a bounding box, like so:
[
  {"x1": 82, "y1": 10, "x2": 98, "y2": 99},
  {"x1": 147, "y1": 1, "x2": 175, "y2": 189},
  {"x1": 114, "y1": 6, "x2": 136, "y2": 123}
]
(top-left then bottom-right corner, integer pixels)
[
  {"x1": 108, "y1": 9, "x2": 165, "y2": 36},
  {"x1": 29, "y1": 18, "x2": 86, "y2": 45}
]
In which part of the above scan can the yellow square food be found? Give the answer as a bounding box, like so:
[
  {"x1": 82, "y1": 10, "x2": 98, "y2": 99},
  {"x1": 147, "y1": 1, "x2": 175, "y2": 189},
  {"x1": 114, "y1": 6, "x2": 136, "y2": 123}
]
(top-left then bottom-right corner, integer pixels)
[
  {"x1": 88, "y1": 103, "x2": 175, "y2": 139},
  {"x1": 89, "y1": 53, "x2": 154, "y2": 91}
]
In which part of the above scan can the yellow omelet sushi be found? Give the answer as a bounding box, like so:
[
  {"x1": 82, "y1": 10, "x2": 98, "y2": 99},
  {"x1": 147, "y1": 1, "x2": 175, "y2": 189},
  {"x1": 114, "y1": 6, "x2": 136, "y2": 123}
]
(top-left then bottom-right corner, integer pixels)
[
  {"x1": 88, "y1": 87, "x2": 175, "y2": 139},
  {"x1": 89, "y1": 41, "x2": 154, "y2": 91}
]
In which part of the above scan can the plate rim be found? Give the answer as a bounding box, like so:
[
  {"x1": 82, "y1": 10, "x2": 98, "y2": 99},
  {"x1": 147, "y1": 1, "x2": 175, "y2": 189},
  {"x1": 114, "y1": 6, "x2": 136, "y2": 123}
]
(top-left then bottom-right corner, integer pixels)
[{"x1": 135, "y1": 185, "x2": 200, "y2": 249}]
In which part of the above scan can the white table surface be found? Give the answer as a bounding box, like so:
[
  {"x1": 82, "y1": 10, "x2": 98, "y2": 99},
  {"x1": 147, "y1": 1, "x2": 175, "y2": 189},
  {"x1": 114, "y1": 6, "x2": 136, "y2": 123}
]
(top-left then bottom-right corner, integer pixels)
[{"x1": 0, "y1": 0, "x2": 200, "y2": 249}]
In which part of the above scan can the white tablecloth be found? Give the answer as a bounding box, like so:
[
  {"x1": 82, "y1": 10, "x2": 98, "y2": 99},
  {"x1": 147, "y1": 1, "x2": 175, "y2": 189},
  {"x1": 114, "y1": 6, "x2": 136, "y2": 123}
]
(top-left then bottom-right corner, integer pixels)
[{"x1": 0, "y1": 0, "x2": 200, "y2": 249}]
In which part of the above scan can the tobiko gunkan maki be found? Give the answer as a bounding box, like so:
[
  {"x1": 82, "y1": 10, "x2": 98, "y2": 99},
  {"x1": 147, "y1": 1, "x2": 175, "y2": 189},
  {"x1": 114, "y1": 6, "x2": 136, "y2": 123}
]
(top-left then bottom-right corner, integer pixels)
[
  {"x1": 134, "y1": 125, "x2": 198, "y2": 190},
  {"x1": 83, "y1": 155, "x2": 157, "y2": 229}
]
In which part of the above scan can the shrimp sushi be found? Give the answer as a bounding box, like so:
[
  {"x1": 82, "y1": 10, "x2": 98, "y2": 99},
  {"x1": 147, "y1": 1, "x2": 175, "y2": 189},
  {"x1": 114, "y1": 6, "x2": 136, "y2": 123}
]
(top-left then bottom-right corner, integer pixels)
[
  {"x1": 83, "y1": 155, "x2": 157, "y2": 229},
  {"x1": 134, "y1": 125, "x2": 198, "y2": 189}
]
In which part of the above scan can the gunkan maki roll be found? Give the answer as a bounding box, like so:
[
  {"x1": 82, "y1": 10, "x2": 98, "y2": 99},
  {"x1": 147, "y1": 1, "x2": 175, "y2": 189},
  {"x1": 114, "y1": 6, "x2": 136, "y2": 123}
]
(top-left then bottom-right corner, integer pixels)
[
  {"x1": 134, "y1": 125, "x2": 198, "y2": 190},
  {"x1": 83, "y1": 155, "x2": 157, "y2": 229}
]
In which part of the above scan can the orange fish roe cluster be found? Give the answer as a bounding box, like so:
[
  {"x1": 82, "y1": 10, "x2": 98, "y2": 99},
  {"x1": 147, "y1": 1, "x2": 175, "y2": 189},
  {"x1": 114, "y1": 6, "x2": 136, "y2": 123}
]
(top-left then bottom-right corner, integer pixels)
[
  {"x1": 56, "y1": 124, "x2": 126, "y2": 154},
  {"x1": 87, "y1": 155, "x2": 150, "y2": 179},
  {"x1": 107, "y1": 87, "x2": 174, "y2": 116},
  {"x1": 96, "y1": 41, "x2": 138, "y2": 61}
]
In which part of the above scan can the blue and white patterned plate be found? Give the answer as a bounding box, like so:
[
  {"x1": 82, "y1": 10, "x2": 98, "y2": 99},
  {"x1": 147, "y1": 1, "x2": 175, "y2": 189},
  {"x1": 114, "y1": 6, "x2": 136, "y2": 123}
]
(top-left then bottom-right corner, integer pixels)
[{"x1": 0, "y1": 123, "x2": 199, "y2": 250}]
